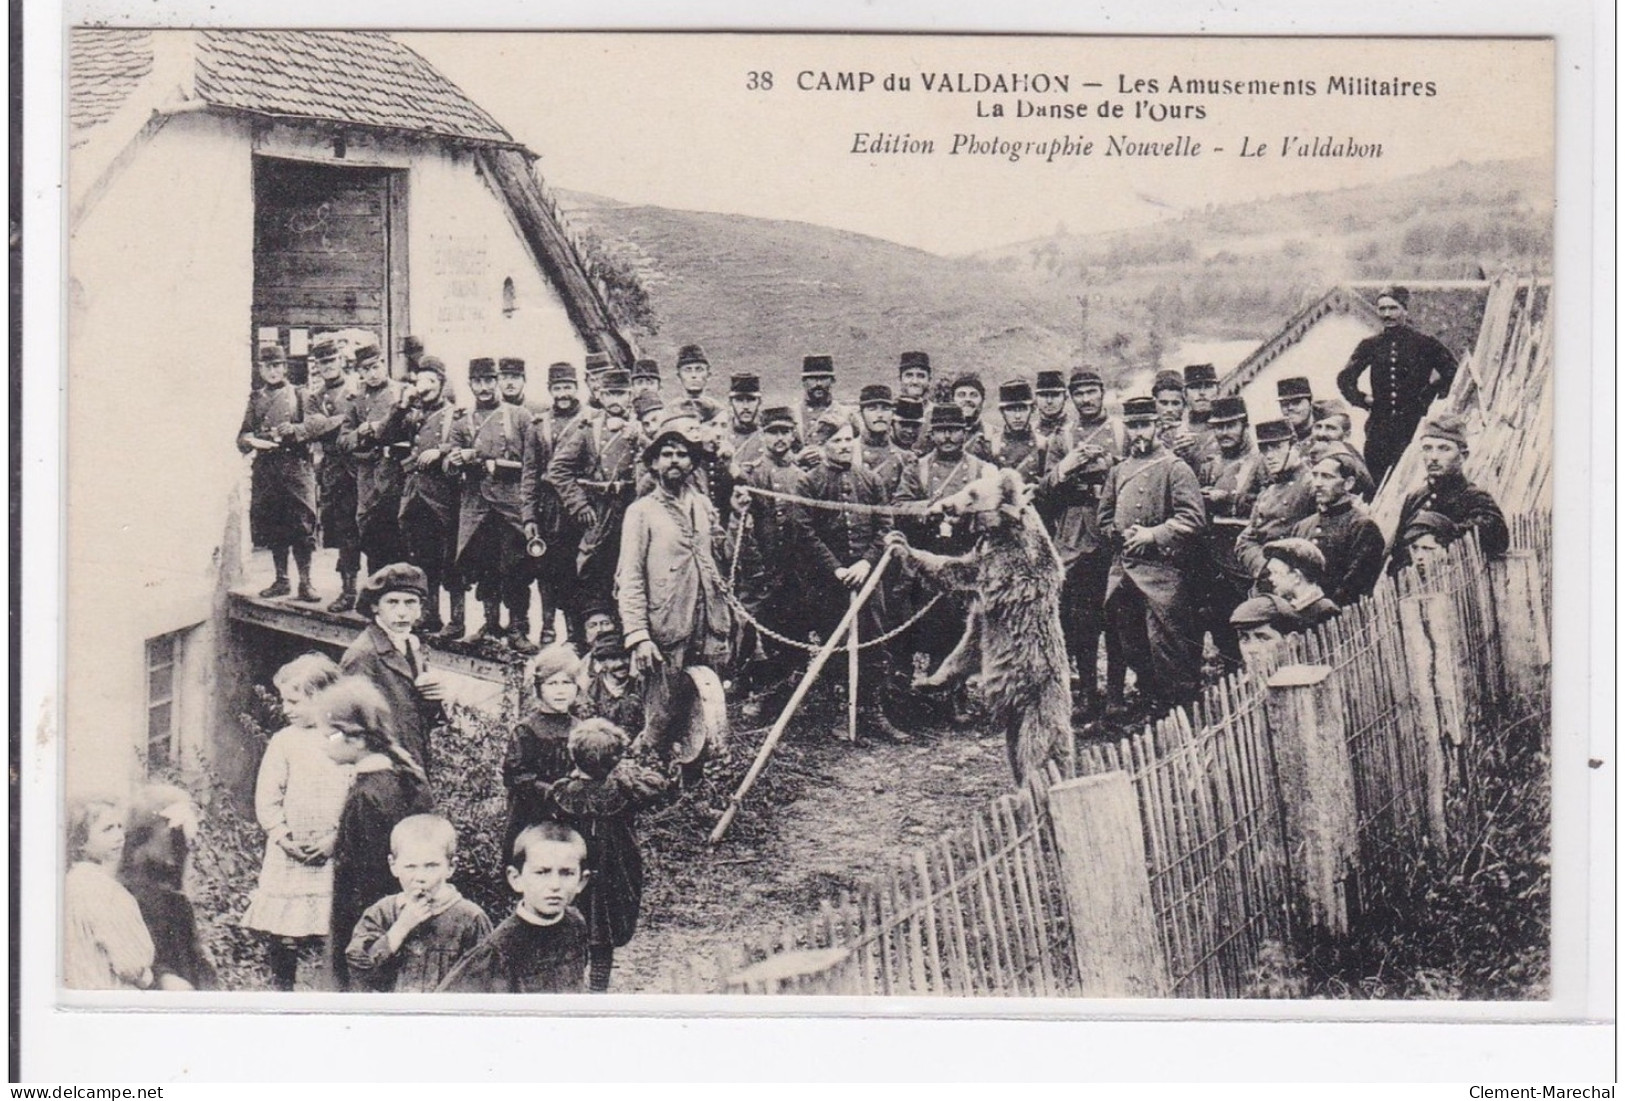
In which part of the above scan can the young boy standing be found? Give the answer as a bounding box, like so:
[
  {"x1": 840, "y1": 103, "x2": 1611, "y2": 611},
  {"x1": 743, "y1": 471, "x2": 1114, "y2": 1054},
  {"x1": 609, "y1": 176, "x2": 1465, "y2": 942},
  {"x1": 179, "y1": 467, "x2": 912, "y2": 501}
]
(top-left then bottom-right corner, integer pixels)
[
  {"x1": 344, "y1": 815, "x2": 491, "y2": 993},
  {"x1": 436, "y1": 823, "x2": 590, "y2": 993}
]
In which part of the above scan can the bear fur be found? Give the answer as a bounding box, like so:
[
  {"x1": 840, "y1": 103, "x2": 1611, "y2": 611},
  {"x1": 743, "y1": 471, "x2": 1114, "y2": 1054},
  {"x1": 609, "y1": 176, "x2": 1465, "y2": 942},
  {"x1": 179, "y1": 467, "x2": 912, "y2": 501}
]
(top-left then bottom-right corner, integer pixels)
[{"x1": 896, "y1": 468, "x2": 1074, "y2": 783}]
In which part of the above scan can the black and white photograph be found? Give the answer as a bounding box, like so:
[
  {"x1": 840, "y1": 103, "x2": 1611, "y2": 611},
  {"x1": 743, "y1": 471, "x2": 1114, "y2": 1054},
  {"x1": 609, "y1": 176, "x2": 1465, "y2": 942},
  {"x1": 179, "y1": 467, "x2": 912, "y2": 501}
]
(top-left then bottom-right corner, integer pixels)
[{"x1": 24, "y1": 8, "x2": 1611, "y2": 1081}]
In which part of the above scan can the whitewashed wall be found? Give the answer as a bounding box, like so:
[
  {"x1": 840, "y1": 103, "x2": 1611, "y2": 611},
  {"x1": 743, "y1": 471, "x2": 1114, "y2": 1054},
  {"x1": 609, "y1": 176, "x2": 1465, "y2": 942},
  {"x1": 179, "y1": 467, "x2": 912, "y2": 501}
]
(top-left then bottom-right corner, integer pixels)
[{"x1": 1234, "y1": 314, "x2": 1376, "y2": 448}]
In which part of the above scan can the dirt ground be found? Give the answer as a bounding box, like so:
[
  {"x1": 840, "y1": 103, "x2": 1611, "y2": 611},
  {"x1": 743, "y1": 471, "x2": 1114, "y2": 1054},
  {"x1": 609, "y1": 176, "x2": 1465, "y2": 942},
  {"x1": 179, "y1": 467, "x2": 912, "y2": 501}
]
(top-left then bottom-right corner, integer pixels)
[{"x1": 612, "y1": 693, "x2": 1016, "y2": 994}]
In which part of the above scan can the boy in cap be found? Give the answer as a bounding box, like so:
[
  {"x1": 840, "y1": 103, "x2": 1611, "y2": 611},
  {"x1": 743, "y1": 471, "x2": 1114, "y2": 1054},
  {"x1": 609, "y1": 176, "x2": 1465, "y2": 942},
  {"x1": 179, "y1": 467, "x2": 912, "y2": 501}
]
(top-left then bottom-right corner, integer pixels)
[
  {"x1": 340, "y1": 562, "x2": 449, "y2": 777},
  {"x1": 519, "y1": 362, "x2": 587, "y2": 646},
  {"x1": 1233, "y1": 419, "x2": 1317, "y2": 581},
  {"x1": 1259, "y1": 538, "x2": 1340, "y2": 629},
  {"x1": 1337, "y1": 285, "x2": 1460, "y2": 486},
  {"x1": 630, "y1": 358, "x2": 661, "y2": 401},
  {"x1": 1275, "y1": 377, "x2": 1316, "y2": 444},
  {"x1": 1030, "y1": 366, "x2": 1126, "y2": 714},
  {"x1": 447, "y1": 357, "x2": 537, "y2": 653},
  {"x1": 398, "y1": 355, "x2": 467, "y2": 637},
  {"x1": 238, "y1": 344, "x2": 320, "y2": 602},
  {"x1": 990, "y1": 379, "x2": 1042, "y2": 472},
  {"x1": 854, "y1": 384, "x2": 908, "y2": 496},
  {"x1": 303, "y1": 337, "x2": 364, "y2": 611},
  {"x1": 672, "y1": 344, "x2": 722, "y2": 424},
  {"x1": 1387, "y1": 413, "x2": 1508, "y2": 574},
  {"x1": 1034, "y1": 369, "x2": 1071, "y2": 438},
  {"x1": 616, "y1": 428, "x2": 731, "y2": 760},
  {"x1": 339, "y1": 343, "x2": 411, "y2": 583},
  {"x1": 1099, "y1": 395, "x2": 1206, "y2": 711}
]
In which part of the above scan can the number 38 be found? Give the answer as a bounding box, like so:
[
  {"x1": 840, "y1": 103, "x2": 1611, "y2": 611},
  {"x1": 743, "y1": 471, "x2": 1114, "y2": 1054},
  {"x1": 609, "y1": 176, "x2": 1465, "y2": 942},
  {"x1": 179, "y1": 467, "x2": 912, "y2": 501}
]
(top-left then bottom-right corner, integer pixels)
[{"x1": 746, "y1": 71, "x2": 773, "y2": 91}]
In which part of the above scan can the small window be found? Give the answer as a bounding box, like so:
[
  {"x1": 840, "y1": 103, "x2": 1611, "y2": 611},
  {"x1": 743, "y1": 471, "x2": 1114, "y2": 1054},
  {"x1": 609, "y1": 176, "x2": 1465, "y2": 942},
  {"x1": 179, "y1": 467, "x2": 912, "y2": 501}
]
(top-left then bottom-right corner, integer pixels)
[
  {"x1": 502, "y1": 277, "x2": 517, "y2": 318},
  {"x1": 145, "y1": 633, "x2": 181, "y2": 769}
]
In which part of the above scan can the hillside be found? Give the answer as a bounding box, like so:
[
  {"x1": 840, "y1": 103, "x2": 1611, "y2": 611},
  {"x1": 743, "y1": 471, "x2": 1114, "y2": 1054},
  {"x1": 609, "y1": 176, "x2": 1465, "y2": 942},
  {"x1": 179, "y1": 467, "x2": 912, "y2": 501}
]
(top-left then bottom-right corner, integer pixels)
[{"x1": 561, "y1": 157, "x2": 1553, "y2": 400}]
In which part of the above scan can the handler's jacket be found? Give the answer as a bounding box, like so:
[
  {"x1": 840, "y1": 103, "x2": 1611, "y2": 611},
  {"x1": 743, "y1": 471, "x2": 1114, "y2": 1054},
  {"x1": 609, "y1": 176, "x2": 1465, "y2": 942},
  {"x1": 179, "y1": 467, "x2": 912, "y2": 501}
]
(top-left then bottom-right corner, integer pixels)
[
  {"x1": 518, "y1": 404, "x2": 582, "y2": 537},
  {"x1": 1233, "y1": 456, "x2": 1316, "y2": 579},
  {"x1": 1031, "y1": 415, "x2": 1124, "y2": 565},
  {"x1": 789, "y1": 460, "x2": 890, "y2": 578},
  {"x1": 853, "y1": 431, "x2": 909, "y2": 498},
  {"x1": 447, "y1": 399, "x2": 532, "y2": 553},
  {"x1": 399, "y1": 397, "x2": 463, "y2": 528},
  {"x1": 1098, "y1": 442, "x2": 1206, "y2": 600},
  {"x1": 1290, "y1": 497, "x2": 1385, "y2": 608},
  {"x1": 1388, "y1": 470, "x2": 1510, "y2": 574},
  {"x1": 1336, "y1": 323, "x2": 1458, "y2": 428},
  {"x1": 340, "y1": 378, "x2": 411, "y2": 532},
  {"x1": 895, "y1": 448, "x2": 997, "y2": 556},
  {"x1": 616, "y1": 483, "x2": 731, "y2": 653}
]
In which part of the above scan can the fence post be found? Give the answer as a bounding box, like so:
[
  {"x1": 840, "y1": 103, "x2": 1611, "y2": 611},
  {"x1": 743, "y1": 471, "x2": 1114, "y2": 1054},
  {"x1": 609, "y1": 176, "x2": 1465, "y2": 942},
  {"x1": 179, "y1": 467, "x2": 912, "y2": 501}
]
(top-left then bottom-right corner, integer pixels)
[
  {"x1": 1398, "y1": 589, "x2": 1468, "y2": 747},
  {"x1": 1264, "y1": 663, "x2": 1359, "y2": 937},
  {"x1": 1493, "y1": 549, "x2": 1551, "y2": 703},
  {"x1": 1047, "y1": 771, "x2": 1169, "y2": 997}
]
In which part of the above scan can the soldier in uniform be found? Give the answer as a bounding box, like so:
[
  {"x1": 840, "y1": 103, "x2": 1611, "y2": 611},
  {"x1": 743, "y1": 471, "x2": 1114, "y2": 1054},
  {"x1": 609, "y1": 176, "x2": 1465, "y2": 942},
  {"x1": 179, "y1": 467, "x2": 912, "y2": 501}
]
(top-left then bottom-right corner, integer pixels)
[
  {"x1": 854, "y1": 384, "x2": 908, "y2": 497},
  {"x1": 728, "y1": 406, "x2": 806, "y2": 714},
  {"x1": 946, "y1": 373, "x2": 997, "y2": 464},
  {"x1": 724, "y1": 372, "x2": 765, "y2": 470},
  {"x1": 401, "y1": 334, "x2": 425, "y2": 377},
  {"x1": 448, "y1": 357, "x2": 535, "y2": 653},
  {"x1": 630, "y1": 357, "x2": 662, "y2": 401},
  {"x1": 1276, "y1": 376, "x2": 1317, "y2": 446},
  {"x1": 633, "y1": 392, "x2": 666, "y2": 441},
  {"x1": 891, "y1": 397, "x2": 926, "y2": 452},
  {"x1": 1181, "y1": 363, "x2": 1222, "y2": 461},
  {"x1": 397, "y1": 355, "x2": 466, "y2": 637},
  {"x1": 796, "y1": 354, "x2": 855, "y2": 447},
  {"x1": 1030, "y1": 367, "x2": 1124, "y2": 714},
  {"x1": 789, "y1": 420, "x2": 908, "y2": 741},
  {"x1": 498, "y1": 356, "x2": 549, "y2": 418},
  {"x1": 582, "y1": 350, "x2": 613, "y2": 413},
  {"x1": 1196, "y1": 396, "x2": 1261, "y2": 668},
  {"x1": 547, "y1": 369, "x2": 642, "y2": 628},
  {"x1": 1338, "y1": 286, "x2": 1459, "y2": 488},
  {"x1": 1388, "y1": 414, "x2": 1509, "y2": 574},
  {"x1": 1292, "y1": 453, "x2": 1385, "y2": 607},
  {"x1": 305, "y1": 338, "x2": 363, "y2": 612},
  {"x1": 340, "y1": 343, "x2": 411, "y2": 584},
  {"x1": 896, "y1": 404, "x2": 998, "y2": 688},
  {"x1": 897, "y1": 351, "x2": 935, "y2": 455},
  {"x1": 990, "y1": 379, "x2": 1043, "y2": 472},
  {"x1": 520, "y1": 362, "x2": 587, "y2": 647},
  {"x1": 1034, "y1": 369, "x2": 1071, "y2": 439},
  {"x1": 672, "y1": 344, "x2": 724, "y2": 424},
  {"x1": 1233, "y1": 419, "x2": 1318, "y2": 584},
  {"x1": 1099, "y1": 396, "x2": 1207, "y2": 712},
  {"x1": 1307, "y1": 399, "x2": 1376, "y2": 499},
  {"x1": 238, "y1": 344, "x2": 320, "y2": 602},
  {"x1": 1153, "y1": 369, "x2": 1218, "y2": 473}
]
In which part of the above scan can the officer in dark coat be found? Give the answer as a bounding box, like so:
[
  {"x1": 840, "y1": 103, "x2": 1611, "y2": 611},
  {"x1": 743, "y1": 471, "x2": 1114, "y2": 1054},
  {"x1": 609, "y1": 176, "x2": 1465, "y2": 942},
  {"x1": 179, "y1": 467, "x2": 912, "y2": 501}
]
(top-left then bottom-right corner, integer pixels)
[
  {"x1": 1196, "y1": 396, "x2": 1261, "y2": 668},
  {"x1": 398, "y1": 355, "x2": 465, "y2": 637},
  {"x1": 448, "y1": 357, "x2": 536, "y2": 651},
  {"x1": 1337, "y1": 286, "x2": 1460, "y2": 487},
  {"x1": 1388, "y1": 414, "x2": 1509, "y2": 574},
  {"x1": 237, "y1": 344, "x2": 320, "y2": 602},
  {"x1": 1030, "y1": 368, "x2": 1124, "y2": 712},
  {"x1": 990, "y1": 380, "x2": 1044, "y2": 472},
  {"x1": 305, "y1": 338, "x2": 363, "y2": 611},
  {"x1": 1099, "y1": 395, "x2": 1207, "y2": 711},
  {"x1": 729, "y1": 406, "x2": 808, "y2": 712},
  {"x1": 340, "y1": 344, "x2": 411, "y2": 581},
  {"x1": 854, "y1": 384, "x2": 908, "y2": 496},
  {"x1": 1292, "y1": 453, "x2": 1386, "y2": 607},
  {"x1": 521, "y1": 362, "x2": 586, "y2": 647}
]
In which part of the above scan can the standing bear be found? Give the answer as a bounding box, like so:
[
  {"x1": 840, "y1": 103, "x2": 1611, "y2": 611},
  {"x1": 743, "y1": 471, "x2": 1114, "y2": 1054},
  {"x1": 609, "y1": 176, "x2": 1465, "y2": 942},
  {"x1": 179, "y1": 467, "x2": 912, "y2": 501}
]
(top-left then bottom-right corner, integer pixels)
[{"x1": 884, "y1": 468, "x2": 1074, "y2": 782}]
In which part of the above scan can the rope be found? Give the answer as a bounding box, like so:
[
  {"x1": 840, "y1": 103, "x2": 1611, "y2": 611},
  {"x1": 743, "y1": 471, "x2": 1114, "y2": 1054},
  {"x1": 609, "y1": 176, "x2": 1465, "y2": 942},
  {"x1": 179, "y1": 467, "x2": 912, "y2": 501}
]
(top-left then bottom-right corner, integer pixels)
[
  {"x1": 722, "y1": 510, "x2": 945, "y2": 654},
  {"x1": 735, "y1": 483, "x2": 935, "y2": 516}
]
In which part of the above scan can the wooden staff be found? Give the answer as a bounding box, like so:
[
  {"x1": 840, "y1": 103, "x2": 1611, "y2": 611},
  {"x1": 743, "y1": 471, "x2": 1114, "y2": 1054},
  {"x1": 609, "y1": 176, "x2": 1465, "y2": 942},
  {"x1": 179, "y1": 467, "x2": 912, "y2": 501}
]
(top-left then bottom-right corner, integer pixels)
[
  {"x1": 710, "y1": 547, "x2": 897, "y2": 844},
  {"x1": 847, "y1": 590, "x2": 860, "y2": 742}
]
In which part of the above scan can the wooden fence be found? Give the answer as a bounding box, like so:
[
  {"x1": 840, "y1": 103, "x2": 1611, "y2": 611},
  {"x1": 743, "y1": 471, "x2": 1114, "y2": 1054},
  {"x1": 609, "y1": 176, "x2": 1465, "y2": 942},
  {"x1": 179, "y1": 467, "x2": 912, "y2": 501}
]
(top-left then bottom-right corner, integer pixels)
[{"x1": 714, "y1": 514, "x2": 1549, "y2": 998}]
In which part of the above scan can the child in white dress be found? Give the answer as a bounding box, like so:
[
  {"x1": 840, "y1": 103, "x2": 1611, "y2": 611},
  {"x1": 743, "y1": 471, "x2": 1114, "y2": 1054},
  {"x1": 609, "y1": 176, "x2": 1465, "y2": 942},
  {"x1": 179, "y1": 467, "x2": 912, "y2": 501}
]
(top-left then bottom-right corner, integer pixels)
[{"x1": 64, "y1": 796, "x2": 154, "y2": 990}]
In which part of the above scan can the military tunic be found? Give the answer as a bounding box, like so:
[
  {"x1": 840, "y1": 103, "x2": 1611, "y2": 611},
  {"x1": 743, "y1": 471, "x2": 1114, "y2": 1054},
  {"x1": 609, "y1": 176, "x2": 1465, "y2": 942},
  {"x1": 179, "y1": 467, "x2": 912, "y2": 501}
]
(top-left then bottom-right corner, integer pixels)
[
  {"x1": 546, "y1": 412, "x2": 642, "y2": 604},
  {"x1": 450, "y1": 400, "x2": 533, "y2": 612},
  {"x1": 1336, "y1": 323, "x2": 1459, "y2": 485},
  {"x1": 341, "y1": 379, "x2": 411, "y2": 570},
  {"x1": 398, "y1": 397, "x2": 464, "y2": 595},
  {"x1": 1233, "y1": 460, "x2": 1317, "y2": 580},
  {"x1": 854, "y1": 433, "x2": 909, "y2": 498},
  {"x1": 1098, "y1": 445, "x2": 1207, "y2": 705},
  {"x1": 1388, "y1": 470, "x2": 1509, "y2": 574},
  {"x1": 237, "y1": 382, "x2": 318, "y2": 550},
  {"x1": 989, "y1": 426, "x2": 1044, "y2": 474},
  {"x1": 1290, "y1": 498, "x2": 1386, "y2": 608},
  {"x1": 731, "y1": 450, "x2": 808, "y2": 674},
  {"x1": 307, "y1": 377, "x2": 360, "y2": 559}
]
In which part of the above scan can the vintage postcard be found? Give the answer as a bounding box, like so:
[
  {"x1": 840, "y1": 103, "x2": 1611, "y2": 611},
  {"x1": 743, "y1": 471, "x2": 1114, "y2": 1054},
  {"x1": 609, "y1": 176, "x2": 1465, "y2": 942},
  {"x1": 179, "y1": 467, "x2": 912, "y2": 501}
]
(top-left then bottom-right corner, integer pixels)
[{"x1": 24, "y1": 8, "x2": 1609, "y2": 1082}]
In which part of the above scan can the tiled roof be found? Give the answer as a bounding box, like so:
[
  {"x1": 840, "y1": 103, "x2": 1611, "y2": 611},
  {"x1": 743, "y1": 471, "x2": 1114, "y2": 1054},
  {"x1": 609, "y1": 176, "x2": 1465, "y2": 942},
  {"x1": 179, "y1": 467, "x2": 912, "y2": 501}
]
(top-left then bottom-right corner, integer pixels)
[{"x1": 69, "y1": 29, "x2": 517, "y2": 148}]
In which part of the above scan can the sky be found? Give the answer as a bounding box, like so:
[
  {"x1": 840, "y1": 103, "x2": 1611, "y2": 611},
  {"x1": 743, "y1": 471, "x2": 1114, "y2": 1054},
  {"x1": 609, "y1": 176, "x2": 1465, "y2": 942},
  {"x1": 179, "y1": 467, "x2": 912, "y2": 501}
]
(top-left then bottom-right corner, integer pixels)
[{"x1": 403, "y1": 33, "x2": 1554, "y2": 255}]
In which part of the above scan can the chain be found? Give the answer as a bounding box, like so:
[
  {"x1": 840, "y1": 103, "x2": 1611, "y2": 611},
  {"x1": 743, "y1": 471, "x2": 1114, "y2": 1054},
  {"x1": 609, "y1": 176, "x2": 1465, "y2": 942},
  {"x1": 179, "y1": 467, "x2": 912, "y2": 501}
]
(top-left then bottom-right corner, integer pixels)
[
  {"x1": 722, "y1": 510, "x2": 945, "y2": 653},
  {"x1": 734, "y1": 483, "x2": 935, "y2": 516}
]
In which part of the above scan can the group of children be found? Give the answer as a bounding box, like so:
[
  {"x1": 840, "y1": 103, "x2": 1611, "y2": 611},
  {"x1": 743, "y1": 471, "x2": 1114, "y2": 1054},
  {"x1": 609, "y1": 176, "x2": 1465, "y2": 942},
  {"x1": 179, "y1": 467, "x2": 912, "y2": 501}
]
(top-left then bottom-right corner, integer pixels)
[{"x1": 65, "y1": 597, "x2": 666, "y2": 995}]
